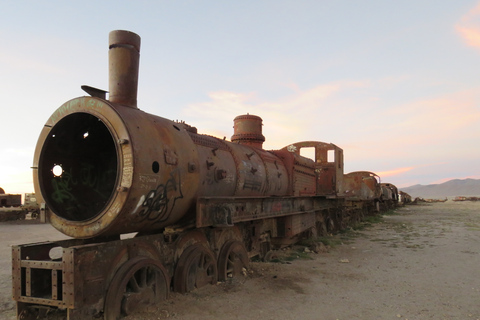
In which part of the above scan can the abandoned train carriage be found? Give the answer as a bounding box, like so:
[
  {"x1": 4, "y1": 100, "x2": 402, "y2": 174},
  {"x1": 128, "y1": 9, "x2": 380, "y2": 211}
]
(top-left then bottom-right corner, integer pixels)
[
  {"x1": 380, "y1": 183, "x2": 400, "y2": 210},
  {"x1": 399, "y1": 190, "x2": 413, "y2": 204},
  {"x1": 12, "y1": 30, "x2": 399, "y2": 320},
  {"x1": 0, "y1": 190, "x2": 21, "y2": 207}
]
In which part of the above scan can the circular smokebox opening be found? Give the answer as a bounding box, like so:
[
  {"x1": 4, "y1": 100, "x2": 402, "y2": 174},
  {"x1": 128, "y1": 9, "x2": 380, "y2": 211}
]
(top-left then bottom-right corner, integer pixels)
[{"x1": 39, "y1": 113, "x2": 118, "y2": 221}]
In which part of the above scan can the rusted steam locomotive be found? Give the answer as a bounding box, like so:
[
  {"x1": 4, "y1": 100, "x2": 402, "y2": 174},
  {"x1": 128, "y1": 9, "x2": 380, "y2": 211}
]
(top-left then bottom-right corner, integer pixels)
[{"x1": 12, "y1": 30, "x2": 400, "y2": 320}]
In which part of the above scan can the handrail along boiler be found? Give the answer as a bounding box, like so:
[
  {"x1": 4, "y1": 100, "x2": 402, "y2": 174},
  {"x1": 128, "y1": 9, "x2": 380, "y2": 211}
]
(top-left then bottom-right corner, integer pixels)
[{"x1": 12, "y1": 30, "x2": 400, "y2": 319}]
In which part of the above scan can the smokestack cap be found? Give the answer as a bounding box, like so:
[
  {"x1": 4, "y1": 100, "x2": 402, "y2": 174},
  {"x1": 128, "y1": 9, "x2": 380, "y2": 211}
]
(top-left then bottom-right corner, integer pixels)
[{"x1": 109, "y1": 30, "x2": 141, "y2": 52}]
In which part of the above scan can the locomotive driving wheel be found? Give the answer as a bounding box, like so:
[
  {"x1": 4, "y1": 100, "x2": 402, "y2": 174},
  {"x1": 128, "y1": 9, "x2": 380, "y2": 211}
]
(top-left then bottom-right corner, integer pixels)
[
  {"x1": 217, "y1": 240, "x2": 249, "y2": 281},
  {"x1": 104, "y1": 257, "x2": 169, "y2": 320},
  {"x1": 173, "y1": 244, "x2": 217, "y2": 293}
]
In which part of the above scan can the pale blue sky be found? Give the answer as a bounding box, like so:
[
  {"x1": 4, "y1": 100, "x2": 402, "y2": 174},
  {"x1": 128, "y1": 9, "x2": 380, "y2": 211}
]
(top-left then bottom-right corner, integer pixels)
[{"x1": 1, "y1": 1, "x2": 479, "y2": 195}]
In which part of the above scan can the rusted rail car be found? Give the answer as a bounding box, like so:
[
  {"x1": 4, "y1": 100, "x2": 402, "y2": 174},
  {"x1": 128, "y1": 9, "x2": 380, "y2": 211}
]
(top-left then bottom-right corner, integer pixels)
[
  {"x1": 12, "y1": 30, "x2": 401, "y2": 320},
  {"x1": 0, "y1": 189, "x2": 25, "y2": 221},
  {"x1": 0, "y1": 188, "x2": 21, "y2": 207},
  {"x1": 380, "y1": 183, "x2": 399, "y2": 210},
  {"x1": 398, "y1": 191, "x2": 412, "y2": 204}
]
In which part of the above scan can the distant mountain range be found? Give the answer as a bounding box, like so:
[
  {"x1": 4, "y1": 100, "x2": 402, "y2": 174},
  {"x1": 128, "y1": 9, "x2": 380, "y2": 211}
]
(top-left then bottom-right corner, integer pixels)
[{"x1": 400, "y1": 178, "x2": 480, "y2": 199}]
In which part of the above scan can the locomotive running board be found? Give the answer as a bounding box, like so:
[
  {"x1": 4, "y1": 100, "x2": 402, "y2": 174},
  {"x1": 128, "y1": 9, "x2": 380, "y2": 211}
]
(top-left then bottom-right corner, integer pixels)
[{"x1": 196, "y1": 196, "x2": 337, "y2": 228}]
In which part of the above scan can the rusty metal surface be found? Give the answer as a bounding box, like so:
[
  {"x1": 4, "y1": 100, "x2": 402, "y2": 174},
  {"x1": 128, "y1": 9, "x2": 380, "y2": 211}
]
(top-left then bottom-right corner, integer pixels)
[
  {"x1": 217, "y1": 240, "x2": 249, "y2": 281},
  {"x1": 33, "y1": 97, "x2": 201, "y2": 238},
  {"x1": 196, "y1": 195, "x2": 336, "y2": 228},
  {"x1": 104, "y1": 256, "x2": 169, "y2": 319},
  {"x1": 231, "y1": 114, "x2": 265, "y2": 149},
  {"x1": 276, "y1": 212, "x2": 315, "y2": 238},
  {"x1": 34, "y1": 98, "x2": 302, "y2": 238},
  {"x1": 399, "y1": 191, "x2": 412, "y2": 204},
  {"x1": 108, "y1": 30, "x2": 141, "y2": 108},
  {"x1": 13, "y1": 239, "x2": 86, "y2": 309},
  {"x1": 381, "y1": 183, "x2": 399, "y2": 201},
  {"x1": 173, "y1": 244, "x2": 217, "y2": 293},
  {"x1": 342, "y1": 171, "x2": 382, "y2": 200},
  {"x1": 277, "y1": 141, "x2": 345, "y2": 196},
  {"x1": 13, "y1": 234, "x2": 174, "y2": 317}
]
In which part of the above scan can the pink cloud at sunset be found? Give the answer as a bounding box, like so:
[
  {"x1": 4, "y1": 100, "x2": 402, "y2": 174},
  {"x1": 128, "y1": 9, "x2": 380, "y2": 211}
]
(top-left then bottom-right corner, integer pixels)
[
  {"x1": 376, "y1": 167, "x2": 416, "y2": 178},
  {"x1": 382, "y1": 88, "x2": 480, "y2": 144},
  {"x1": 181, "y1": 80, "x2": 480, "y2": 188},
  {"x1": 182, "y1": 80, "x2": 374, "y2": 148},
  {"x1": 456, "y1": 2, "x2": 480, "y2": 49}
]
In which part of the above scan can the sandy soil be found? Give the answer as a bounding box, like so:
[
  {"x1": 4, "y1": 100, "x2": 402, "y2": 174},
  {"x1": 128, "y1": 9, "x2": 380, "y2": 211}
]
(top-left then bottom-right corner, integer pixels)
[{"x1": 1, "y1": 201, "x2": 479, "y2": 320}]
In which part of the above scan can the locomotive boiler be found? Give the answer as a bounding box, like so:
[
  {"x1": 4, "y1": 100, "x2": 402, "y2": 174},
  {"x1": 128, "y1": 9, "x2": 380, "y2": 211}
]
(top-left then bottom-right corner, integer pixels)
[{"x1": 12, "y1": 30, "x2": 399, "y2": 320}]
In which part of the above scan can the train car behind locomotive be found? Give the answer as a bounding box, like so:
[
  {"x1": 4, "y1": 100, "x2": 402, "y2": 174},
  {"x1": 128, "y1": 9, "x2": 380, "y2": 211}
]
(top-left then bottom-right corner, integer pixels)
[
  {"x1": 0, "y1": 187, "x2": 21, "y2": 207},
  {"x1": 12, "y1": 30, "x2": 400, "y2": 320}
]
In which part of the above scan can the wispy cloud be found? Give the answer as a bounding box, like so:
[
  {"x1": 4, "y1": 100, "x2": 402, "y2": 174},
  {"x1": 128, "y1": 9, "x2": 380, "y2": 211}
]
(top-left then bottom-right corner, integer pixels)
[
  {"x1": 181, "y1": 78, "x2": 480, "y2": 191},
  {"x1": 456, "y1": 2, "x2": 480, "y2": 49},
  {"x1": 376, "y1": 166, "x2": 416, "y2": 178},
  {"x1": 376, "y1": 161, "x2": 449, "y2": 179},
  {"x1": 182, "y1": 80, "x2": 371, "y2": 148},
  {"x1": 381, "y1": 88, "x2": 480, "y2": 147}
]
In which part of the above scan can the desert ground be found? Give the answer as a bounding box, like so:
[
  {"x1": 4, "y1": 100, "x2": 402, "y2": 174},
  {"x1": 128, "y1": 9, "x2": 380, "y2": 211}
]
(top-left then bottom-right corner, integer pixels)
[{"x1": 0, "y1": 201, "x2": 479, "y2": 320}]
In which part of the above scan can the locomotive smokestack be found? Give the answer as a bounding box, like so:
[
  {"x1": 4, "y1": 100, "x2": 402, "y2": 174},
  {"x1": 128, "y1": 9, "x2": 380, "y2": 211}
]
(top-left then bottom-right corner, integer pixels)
[
  {"x1": 231, "y1": 114, "x2": 265, "y2": 149},
  {"x1": 108, "y1": 30, "x2": 141, "y2": 108}
]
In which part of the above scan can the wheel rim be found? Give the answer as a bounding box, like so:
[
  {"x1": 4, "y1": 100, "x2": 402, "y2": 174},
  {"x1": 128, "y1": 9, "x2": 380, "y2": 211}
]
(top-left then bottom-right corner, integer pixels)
[
  {"x1": 217, "y1": 240, "x2": 249, "y2": 281},
  {"x1": 104, "y1": 257, "x2": 169, "y2": 320},
  {"x1": 173, "y1": 244, "x2": 217, "y2": 293}
]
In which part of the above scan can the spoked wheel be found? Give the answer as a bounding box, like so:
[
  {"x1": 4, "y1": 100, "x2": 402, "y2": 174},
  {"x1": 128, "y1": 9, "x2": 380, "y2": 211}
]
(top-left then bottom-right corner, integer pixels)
[
  {"x1": 217, "y1": 240, "x2": 249, "y2": 281},
  {"x1": 104, "y1": 257, "x2": 169, "y2": 320},
  {"x1": 325, "y1": 215, "x2": 335, "y2": 233},
  {"x1": 173, "y1": 244, "x2": 217, "y2": 293},
  {"x1": 263, "y1": 250, "x2": 280, "y2": 262}
]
